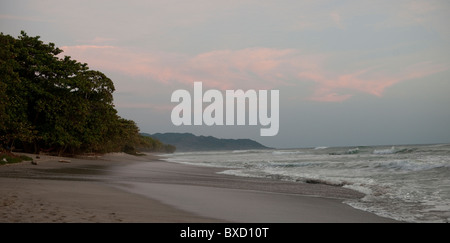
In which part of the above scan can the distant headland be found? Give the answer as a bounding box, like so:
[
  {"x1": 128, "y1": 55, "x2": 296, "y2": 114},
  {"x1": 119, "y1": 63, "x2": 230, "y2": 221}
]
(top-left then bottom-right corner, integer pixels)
[{"x1": 141, "y1": 133, "x2": 270, "y2": 152}]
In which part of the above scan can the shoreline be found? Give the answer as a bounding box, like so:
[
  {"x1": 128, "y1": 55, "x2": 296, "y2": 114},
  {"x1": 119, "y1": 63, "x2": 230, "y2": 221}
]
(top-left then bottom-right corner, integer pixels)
[
  {"x1": 0, "y1": 152, "x2": 398, "y2": 223},
  {"x1": 0, "y1": 153, "x2": 221, "y2": 223}
]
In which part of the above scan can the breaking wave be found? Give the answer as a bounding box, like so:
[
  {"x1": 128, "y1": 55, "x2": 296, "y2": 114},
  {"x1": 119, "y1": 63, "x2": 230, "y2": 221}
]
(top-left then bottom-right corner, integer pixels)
[
  {"x1": 165, "y1": 144, "x2": 450, "y2": 222},
  {"x1": 272, "y1": 150, "x2": 304, "y2": 155}
]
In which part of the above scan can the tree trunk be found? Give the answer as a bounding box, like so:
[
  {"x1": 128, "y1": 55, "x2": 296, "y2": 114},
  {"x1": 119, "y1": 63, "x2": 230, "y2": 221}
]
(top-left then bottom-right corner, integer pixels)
[
  {"x1": 33, "y1": 140, "x2": 39, "y2": 154},
  {"x1": 58, "y1": 144, "x2": 68, "y2": 157},
  {"x1": 9, "y1": 139, "x2": 14, "y2": 153}
]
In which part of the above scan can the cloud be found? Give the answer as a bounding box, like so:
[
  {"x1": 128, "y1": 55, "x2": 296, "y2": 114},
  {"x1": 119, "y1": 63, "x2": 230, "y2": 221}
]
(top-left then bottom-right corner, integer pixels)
[
  {"x1": 62, "y1": 45, "x2": 115, "y2": 50},
  {"x1": 285, "y1": 0, "x2": 450, "y2": 39},
  {"x1": 61, "y1": 45, "x2": 318, "y2": 89},
  {"x1": 329, "y1": 11, "x2": 344, "y2": 29},
  {"x1": 73, "y1": 37, "x2": 117, "y2": 45},
  {"x1": 302, "y1": 62, "x2": 449, "y2": 102},
  {"x1": 61, "y1": 45, "x2": 448, "y2": 102}
]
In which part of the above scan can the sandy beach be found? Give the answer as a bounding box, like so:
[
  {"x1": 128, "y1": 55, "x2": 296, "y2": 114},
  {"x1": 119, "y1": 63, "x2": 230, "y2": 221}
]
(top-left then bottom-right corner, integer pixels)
[{"x1": 0, "y1": 153, "x2": 397, "y2": 223}]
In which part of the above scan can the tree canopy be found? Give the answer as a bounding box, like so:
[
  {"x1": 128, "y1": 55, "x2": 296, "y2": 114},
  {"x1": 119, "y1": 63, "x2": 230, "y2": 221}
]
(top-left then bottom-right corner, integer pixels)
[{"x1": 0, "y1": 31, "x2": 174, "y2": 155}]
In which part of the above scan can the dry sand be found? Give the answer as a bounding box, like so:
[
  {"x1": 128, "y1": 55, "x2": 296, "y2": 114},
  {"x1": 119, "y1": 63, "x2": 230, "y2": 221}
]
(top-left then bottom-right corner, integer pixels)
[{"x1": 0, "y1": 152, "x2": 398, "y2": 223}]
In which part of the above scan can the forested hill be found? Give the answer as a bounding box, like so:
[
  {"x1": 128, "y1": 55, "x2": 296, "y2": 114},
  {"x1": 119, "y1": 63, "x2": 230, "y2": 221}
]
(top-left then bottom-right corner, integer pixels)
[
  {"x1": 0, "y1": 31, "x2": 173, "y2": 155},
  {"x1": 143, "y1": 133, "x2": 270, "y2": 152}
]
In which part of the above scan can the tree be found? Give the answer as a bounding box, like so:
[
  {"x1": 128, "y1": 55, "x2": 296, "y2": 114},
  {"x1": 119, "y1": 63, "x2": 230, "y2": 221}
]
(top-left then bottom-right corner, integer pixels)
[
  {"x1": 0, "y1": 32, "x2": 37, "y2": 151},
  {"x1": 0, "y1": 81, "x2": 7, "y2": 136},
  {"x1": 0, "y1": 31, "x2": 175, "y2": 155}
]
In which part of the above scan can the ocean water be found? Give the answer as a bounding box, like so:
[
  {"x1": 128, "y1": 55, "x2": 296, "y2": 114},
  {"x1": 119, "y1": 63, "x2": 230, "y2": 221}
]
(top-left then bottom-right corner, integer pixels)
[{"x1": 162, "y1": 144, "x2": 450, "y2": 223}]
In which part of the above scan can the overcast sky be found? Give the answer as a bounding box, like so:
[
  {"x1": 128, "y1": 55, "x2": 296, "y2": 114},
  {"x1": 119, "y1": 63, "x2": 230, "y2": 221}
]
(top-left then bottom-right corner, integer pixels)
[{"x1": 2, "y1": 0, "x2": 450, "y2": 148}]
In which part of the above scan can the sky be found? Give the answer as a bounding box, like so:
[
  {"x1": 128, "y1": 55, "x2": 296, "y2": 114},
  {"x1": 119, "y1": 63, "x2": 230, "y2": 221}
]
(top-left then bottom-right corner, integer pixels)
[{"x1": 1, "y1": 0, "x2": 450, "y2": 148}]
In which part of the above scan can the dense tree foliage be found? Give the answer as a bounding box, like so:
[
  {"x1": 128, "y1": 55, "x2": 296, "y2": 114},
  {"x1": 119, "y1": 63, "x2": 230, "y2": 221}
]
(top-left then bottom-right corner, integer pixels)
[
  {"x1": 137, "y1": 135, "x2": 176, "y2": 153},
  {"x1": 0, "y1": 32, "x2": 174, "y2": 155}
]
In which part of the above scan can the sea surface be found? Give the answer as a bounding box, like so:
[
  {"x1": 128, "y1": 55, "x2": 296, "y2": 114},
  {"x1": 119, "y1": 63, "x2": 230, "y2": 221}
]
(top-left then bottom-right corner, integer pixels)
[{"x1": 162, "y1": 144, "x2": 450, "y2": 223}]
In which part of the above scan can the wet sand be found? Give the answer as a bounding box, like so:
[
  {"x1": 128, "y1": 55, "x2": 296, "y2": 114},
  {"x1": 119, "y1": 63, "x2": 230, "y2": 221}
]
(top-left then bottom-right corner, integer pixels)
[
  {"x1": 0, "y1": 153, "x2": 397, "y2": 222},
  {"x1": 0, "y1": 153, "x2": 219, "y2": 222}
]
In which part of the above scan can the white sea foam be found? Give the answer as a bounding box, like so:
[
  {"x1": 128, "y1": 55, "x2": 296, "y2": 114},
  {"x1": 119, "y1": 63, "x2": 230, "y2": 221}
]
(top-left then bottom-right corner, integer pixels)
[
  {"x1": 164, "y1": 144, "x2": 450, "y2": 223},
  {"x1": 271, "y1": 150, "x2": 304, "y2": 155},
  {"x1": 373, "y1": 146, "x2": 396, "y2": 154},
  {"x1": 314, "y1": 146, "x2": 328, "y2": 150}
]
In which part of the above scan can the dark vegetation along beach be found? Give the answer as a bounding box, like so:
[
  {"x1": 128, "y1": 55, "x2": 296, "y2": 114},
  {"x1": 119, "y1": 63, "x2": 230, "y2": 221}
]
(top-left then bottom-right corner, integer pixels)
[
  {"x1": 0, "y1": 32, "x2": 397, "y2": 223},
  {"x1": 0, "y1": 32, "x2": 174, "y2": 157}
]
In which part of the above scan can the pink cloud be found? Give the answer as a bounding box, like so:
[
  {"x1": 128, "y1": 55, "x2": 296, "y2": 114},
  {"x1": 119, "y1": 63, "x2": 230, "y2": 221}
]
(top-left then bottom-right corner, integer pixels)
[
  {"x1": 329, "y1": 11, "x2": 344, "y2": 29},
  {"x1": 302, "y1": 62, "x2": 448, "y2": 102},
  {"x1": 62, "y1": 45, "x2": 115, "y2": 50},
  {"x1": 309, "y1": 92, "x2": 353, "y2": 103},
  {"x1": 60, "y1": 45, "x2": 448, "y2": 102},
  {"x1": 61, "y1": 45, "x2": 315, "y2": 90}
]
